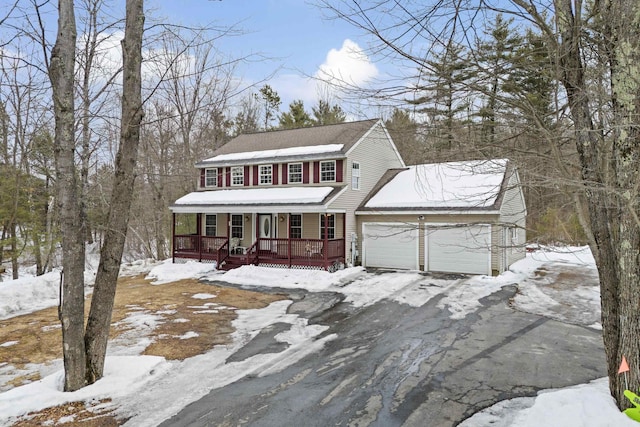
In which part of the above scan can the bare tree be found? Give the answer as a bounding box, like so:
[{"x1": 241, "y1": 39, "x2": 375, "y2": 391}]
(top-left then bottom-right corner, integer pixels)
[
  {"x1": 84, "y1": 0, "x2": 145, "y2": 383},
  {"x1": 48, "y1": 0, "x2": 86, "y2": 392}
]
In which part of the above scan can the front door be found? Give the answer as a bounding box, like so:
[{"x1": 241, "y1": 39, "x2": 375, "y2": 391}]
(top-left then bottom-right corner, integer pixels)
[{"x1": 258, "y1": 214, "x2": 272, "y2": 250}]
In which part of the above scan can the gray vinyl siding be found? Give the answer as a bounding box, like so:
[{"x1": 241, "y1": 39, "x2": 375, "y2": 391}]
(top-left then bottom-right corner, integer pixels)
[
  {"x1": 498, "y1": 170, "x2": 527, "y2": 268},
  {"x1": 328, "y1": 123, "x2": 405, "y2": 265}
]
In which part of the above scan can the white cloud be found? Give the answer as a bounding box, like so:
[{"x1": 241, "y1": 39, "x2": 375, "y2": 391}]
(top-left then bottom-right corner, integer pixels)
[
  {"x1": 270, "y1": 39, "x2": 379, "y2": 113},
  {"x1": 315, "y1": 39, "x2": 378, "y2": 88}
]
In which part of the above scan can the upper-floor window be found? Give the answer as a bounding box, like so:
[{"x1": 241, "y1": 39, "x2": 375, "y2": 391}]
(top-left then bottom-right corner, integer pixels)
[
  {"x1": 205, "y1": 168, "x2": 217, "y2": 187},
  {"x1": 288, "y1": 163, "x2": 302, "y2": 183},
  {"x1": 259, "y1": 165, "x2": 272, "y2": 185},
  {"x1": 320, "y1": 160, "x2": 336, "y2": 182},
  {"x1": 231, "y1": 166, "x2": 244, "y2": 186},
  {"x1": 289, "y1": 214, "x2": 302, "y2": 238},
  {"x1": 351, "y1": 162, "x2": 360, "y2": 190}
]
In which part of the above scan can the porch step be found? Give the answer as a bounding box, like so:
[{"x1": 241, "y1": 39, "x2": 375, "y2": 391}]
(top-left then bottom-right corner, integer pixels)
[{"x1": 219, "y1": 257, "x2": 248, "y2": 271}]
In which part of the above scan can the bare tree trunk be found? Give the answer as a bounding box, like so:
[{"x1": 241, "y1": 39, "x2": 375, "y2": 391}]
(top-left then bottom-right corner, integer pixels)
[
  {"x1": 84, "y1": 0, "x2": 144, "y2": 384},
  {"x1": 9, "y1": 222, "x2": 18, "y2": 280},
  {"x1": 48, "y1": 0, "x2": 87, "y2": 392},
  {"x1": 555, "y1": 0, "x2": 640, "y2": 408}
]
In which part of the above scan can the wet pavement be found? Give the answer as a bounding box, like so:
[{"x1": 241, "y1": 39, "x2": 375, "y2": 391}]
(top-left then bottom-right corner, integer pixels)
[{"x1": 160, "y1": 282, "x2": 605, "y2": 427}]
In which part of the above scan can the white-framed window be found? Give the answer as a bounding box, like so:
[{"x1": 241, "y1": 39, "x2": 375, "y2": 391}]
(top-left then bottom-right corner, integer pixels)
[
  {"x1": 320, "y1": 160, "x2": 336, "y2": 182},
  {"x1": 204, "y1": 214, "x2": 217, "y2": 236},
  {"x1": 205, "y1": 168, "x2": 217, "y2": 187},
  {"x1": 231, "y1": 214, "x2": 243, "y2": 238},
  {"x1": 289, "y1": 214, "x2": 302, "y2": 238},
  {"x1": 259, "y1": 164, "x2": 272, "y2": 185},
  {"x1": 231, "y1": 166, "x2": 244, "y2": 186},
  {"x1": 510, "y1": 227, "x2": 518, "y2": 245},
  {"x1": 320, "y1": 214, "x2": 335, "y2": 239},
  {"x1": 288, "y1": 163, "x2": 302, "y2": 183},
  {"x1": 351, "y1": 162, "x2": 360, "y2": 190}
]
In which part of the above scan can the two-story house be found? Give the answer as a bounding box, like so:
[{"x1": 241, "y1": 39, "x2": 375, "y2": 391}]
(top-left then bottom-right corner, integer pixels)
[
  {"x1": 170, "y1": 119, "x2": 527, "y2": 274},
  {"x1": 170, "y1": 119, "x2": 404, "y2": 271}
]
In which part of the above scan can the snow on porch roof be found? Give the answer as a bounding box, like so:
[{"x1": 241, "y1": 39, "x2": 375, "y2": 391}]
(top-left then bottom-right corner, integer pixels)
[
  {"x1": 363, "y1": 159, "x2": 509, "y2": 210},
  {"x1": 171, "y1": 186, "x2": 336, "y2": 210}
]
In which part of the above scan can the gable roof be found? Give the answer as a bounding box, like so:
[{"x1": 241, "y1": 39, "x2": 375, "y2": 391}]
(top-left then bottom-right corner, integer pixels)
[
  {"x1": 358, "y1": 159, "x2": 511, "y2": 212},
  {"x1": 196, "y1": 119, "x2": 381, "y2": 167}
]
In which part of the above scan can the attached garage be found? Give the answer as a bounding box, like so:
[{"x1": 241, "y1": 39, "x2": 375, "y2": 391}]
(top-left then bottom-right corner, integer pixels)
[
  {"x1": 425, "y1": 225, "x2": 491, "y2": 275},
  {"x1": 363, "y1": 223, "x2": 419, "y2": 270},
  {"x1": 356, "y1": 159, "x2": 527, "y2": 274}
]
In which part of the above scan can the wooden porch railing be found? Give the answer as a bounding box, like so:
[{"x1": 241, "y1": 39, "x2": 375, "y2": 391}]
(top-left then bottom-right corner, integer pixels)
[
  {"x1": 173, "y1": 235, "x2": 345, "y2": 271},
  {"x1": 173, "y1": 234, "x2": 228, "y2": 262}
]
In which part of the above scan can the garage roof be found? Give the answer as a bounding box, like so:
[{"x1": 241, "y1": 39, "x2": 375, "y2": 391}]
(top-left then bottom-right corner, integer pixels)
[{"x1": 360, "y1": 159, "x2": 510, "y2": 211}]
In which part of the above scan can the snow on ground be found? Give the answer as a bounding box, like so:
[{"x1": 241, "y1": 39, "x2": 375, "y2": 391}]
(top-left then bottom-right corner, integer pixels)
[
  {"x1": 0, "y1": 245, "x2": 627, "y2": 426},
  {"x1": 145, "y1": 259, "x2": 217, "y2": 284},
  {"x1": 460, "y1": 377, "x2": 637, "y2": 427},
  {"x1": 509, "y1": 246, "x2": 602, "y2": 329},
  {"x1": 0, "y1": 271, "x2": 63, "y2": 320}
]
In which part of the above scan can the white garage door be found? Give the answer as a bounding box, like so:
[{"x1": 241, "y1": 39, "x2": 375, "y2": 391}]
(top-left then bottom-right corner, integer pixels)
[
  {"x1": 363, "y1": 223, "x2": 418, "y2": 270},
  {"x1": 426, "y1": 225, "x2": 491, "y2": 275}
]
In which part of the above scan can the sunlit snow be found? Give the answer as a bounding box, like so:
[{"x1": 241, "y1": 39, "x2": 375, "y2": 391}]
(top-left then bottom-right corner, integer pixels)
[{"x1": 0, "y1": 245, "x2": 628, "y2": 426}]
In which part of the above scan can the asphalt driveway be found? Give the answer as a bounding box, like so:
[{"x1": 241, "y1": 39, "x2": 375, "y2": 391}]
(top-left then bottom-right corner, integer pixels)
[{"x1": 160, "y1": 279, "x2": 605, "y2": 427}]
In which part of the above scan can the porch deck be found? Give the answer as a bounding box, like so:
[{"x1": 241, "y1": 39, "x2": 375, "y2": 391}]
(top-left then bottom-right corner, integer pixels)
[{"x1": 173, "y1": 235, "x2": 345, "y2": 271}]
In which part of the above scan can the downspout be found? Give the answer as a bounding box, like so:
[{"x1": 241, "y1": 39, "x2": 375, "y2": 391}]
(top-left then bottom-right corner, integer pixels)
[
  {"x1": 324, "y1": 214, "x2": 329, "y2": 270},
  {"x1": 172, "y1": 212, "x2": 175, "y2": 263},
  {"x1": 197, "y1": 213, "x2": 202, "y2": 262},
  {"x1": 343, "y1": 212, "x2": 347, "y2": 265},
  {"x1": 287, "y1": 214, "x2": 292, "y2": 268}
]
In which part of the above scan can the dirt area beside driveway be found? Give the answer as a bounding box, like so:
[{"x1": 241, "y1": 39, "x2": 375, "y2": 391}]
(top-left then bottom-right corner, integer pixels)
[{"x1": 1, "y1": 274, "x2": 284, "y2": 425}]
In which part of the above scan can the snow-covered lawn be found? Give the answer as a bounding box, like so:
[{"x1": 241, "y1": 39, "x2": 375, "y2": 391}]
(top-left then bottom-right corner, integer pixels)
[{"x1": 0, "y1": 246, "x2": 634, "y2": 426}]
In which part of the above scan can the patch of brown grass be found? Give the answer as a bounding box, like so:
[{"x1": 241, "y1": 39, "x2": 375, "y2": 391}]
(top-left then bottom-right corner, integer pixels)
[
  {"x1": 1, "y1": 274, "x2": 284, "y2": 426},
  {"x1": 12, "y1": 399, "x2": 119, "y2": 427}
]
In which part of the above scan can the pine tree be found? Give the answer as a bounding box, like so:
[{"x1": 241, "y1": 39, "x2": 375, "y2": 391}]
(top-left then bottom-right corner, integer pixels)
[
  {"x1": 384, "y1": 108, "x2": 421, "y2": 163},
  {"x1": 279, "y1": 100, "x2": 312, "y2": 129},
  {"x1": 412, "y1": 43, "x2": 474, "y2": 151},
  {"x1": 255, "y1": 84, "x2": 281, "y2": 130},
  {"x1": 475, "y1": 14, "x2": 522, "y2": 147},
  {"x1": 311, "y1": 100, "x2": 346, "y2": 125}
]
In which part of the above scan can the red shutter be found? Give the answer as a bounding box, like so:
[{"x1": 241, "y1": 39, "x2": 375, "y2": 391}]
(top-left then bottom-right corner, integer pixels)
[
  {"x1": 217, "y1": 169, "x2": 222, "y2": 187},
  {"x1": 273, "y1": 164, "x2": 278, "y2": 185},
  {"x1": 303, "y1": 162, "x2": 309, "y2": 184},
  {"x1": 200, "y1": 169, "x2": 205, "y2": 188},
  {"x1": 313, "y1": 161, "x2": 320, "y2": 183},
  {"x1": 253, "y1": 165, "x2": 259, "y2": 186},
  {"x1": 336, "y1": 159, "x2": 343, "y2": 182},
  {"x1": 244, "y1": 166, "x2": 250, "y2": 186},
  {"x1": 282, "y1": 163, "x2": 288, "y2": 185},
  {"x1": 225, "y1": 167, "x2": 230, "y2": 186}
]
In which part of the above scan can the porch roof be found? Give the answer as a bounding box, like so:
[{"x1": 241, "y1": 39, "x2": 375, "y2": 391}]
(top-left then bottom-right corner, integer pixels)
[{"x1": 170, "y1": 186, "x2": 346, "y2": 214}]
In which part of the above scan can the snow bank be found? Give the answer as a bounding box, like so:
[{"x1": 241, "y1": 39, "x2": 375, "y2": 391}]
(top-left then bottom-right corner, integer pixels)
[
  {"x1": 216, "y1": 264, "x2": 365, "y2": 291},
  {"x1": 0, "y1": 271, "x2": 62, "y2": 320},
  {"x1": 460, "y1": 378, "x2": 636, "y2": 427},
  {"x1": 0, "y1": 356, "x2": 169, "y2": 422},
  {"x1": 145, "y1": 259, "x2": 219, "y2": 284}
]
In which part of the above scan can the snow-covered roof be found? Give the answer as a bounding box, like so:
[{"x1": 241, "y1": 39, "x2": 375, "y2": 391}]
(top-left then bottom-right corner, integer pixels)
[
  {"x1": 196, "y1": 119, "x2": 382, "y2": 167},
  {"x1": 171, "y1": 186, "x2": 339, "y2": 213},
  {"x1": 363, "y1": 159, "x2": 509, "y2": 210},
  {"x1": 202, "y1": 144, "x2": 344, "y2": 164}
]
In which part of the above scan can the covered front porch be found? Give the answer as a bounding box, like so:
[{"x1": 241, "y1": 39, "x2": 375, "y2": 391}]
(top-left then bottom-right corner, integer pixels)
[{"x1": 172, "y1": 212, "x2": 346, "y2": 271}]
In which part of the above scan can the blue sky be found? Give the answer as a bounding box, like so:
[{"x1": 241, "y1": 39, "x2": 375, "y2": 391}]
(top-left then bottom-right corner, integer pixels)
[{"x1": 147, "y1": 0, "x2": 382, "y2": 114}]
